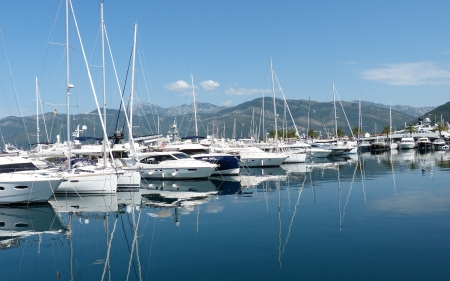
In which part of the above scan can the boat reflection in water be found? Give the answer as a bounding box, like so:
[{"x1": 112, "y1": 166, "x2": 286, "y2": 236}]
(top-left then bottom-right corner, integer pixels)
[
  {"x1": 140, "y1": 178, "x2": 242, "y2": 225},
  {"x1": 0, "y1": 203, "x2": 67, "y2": 250}
]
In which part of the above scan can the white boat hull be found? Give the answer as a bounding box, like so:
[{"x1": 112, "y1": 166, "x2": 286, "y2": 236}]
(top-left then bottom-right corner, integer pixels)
[
  {"x1": 282, "y1": 152, "x2": 306, "y2": 163},
  {"x1": 239, "y1": 154, "x2": 286, "y2": 167},
  {"x1": 139, "y1": 160, "x2": 216, "y2": 179},
  {"x1": 55, "y1": 171, "x2": 117, "y2": 194},
  {"x1": 117, "y1": 170, "x2": 141, "y2": 188},
  {"x1": 0, "y1": 174, "x2": 63, "y2": 204}
]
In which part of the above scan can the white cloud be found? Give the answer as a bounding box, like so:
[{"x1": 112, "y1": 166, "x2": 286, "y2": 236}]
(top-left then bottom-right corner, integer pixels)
[
  {"x1": 225, "y1": 87, "x2": 269, "y2": 96},
  {"x1": 221, "y1": 100, "x2": 232, "y2": 106},
  {"x1": 200, "y1": 80, "x2": 220, "y2": 90},
  {"x1": 164, "y1": 80, "x2": 191, "y2": 91},
  {"x1": 360, "y1": 62, "x2": 450, "y2": 85}
]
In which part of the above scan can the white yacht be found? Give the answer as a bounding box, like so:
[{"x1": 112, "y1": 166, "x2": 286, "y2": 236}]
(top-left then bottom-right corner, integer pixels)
[
  {"x1": 433, "y1": 138, "x2": 448, "y2": 150},
  {"x1": 131, "y1": 151, "x2": 217, "y2": 180},
  {"x1": 0, "y1": 157, "x2": 64, "y2": 204},
  {"x1": 416, "y1": 137, "x2": 432, "y2": 150},
  {"x1": 399, "y1": 137, "x2": 416, "y2": 149},
  {"x1": 213, "y1": 146, "x2": 286, "y2": 167}
]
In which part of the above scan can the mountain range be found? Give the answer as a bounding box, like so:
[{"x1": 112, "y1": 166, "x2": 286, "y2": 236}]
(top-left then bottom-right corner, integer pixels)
[{"x1": 0, "y1": 98, "x2": 442, "y2": 149}]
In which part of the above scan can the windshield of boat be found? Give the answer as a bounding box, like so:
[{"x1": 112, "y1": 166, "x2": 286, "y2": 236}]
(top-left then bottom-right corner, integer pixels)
[{"x1": 171, "y1": 153, "x2": 191, "y2": 159}]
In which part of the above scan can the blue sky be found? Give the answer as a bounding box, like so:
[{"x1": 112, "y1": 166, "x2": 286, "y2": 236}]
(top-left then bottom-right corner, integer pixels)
[{"x1": 1, "y1": 0, "x2": 449, "y2": 119}]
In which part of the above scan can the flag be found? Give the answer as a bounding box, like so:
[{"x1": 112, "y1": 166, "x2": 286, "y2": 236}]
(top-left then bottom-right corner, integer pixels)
[{"x1": 54, "y1": 108, "x2": 57, "y2": 115}]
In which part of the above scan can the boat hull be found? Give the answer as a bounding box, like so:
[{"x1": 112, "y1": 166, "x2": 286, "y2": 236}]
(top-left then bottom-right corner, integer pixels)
[
  {"x1": 192, "y1": 154, "x2": 241, "y2": 175},
  {"x1": 282, "y1": 152, "x2": 306, "y2": 163},
  {"x1": 55, "y1": 171, "x2": 117, "y2": 194},
  {"x1": 0, "y1": 174, "x2": 62, "y2": 204}
]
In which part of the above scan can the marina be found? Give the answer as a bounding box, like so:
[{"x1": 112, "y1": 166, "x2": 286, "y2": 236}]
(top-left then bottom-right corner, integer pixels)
[{"x1": 0, "y1": 150, "x2": 449, "y2": 280}]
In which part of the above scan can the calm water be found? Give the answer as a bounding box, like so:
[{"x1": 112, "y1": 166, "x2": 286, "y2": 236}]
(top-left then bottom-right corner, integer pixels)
[{"x1": 1, "y1": 150, "x2": 449, "y2": 281}]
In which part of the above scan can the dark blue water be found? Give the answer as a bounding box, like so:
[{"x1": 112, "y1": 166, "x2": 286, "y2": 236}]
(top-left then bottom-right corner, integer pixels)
[{"x1": 1, "y1": 150, "x2": 449, "y2": 280}]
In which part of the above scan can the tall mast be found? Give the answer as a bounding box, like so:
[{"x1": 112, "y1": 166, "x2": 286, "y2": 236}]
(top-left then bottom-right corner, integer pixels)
[
  {"x1": 233, "y1": 118, "x2": 236, "y2": 139},
  {"x1": 191, "y1": 73, "x2": 198, "y2": 136},
  {"x1": 333, "y1": 82, "x2": 338, "y2": 140},
  {"x1": 307, "y1": 96, "x2": 311, "y2": 141},
  {"x1": 270, "y1": 60, "x2": 278, "y2": 152},
  {"x1": 128, "y1": 23, "x2": 137, "y2": 143},
  {"x1": 36, "y1": 76, "x2": 39, "y2": 145},
  {"x1": 262, "y1": 93, "x2": 265, "y2": 141},
  {"x1": 389, "y1": 102, "x2": 392, "y2": 144},
  {"x1": 66, "y1": 0, "x2": 73, "y2": 166},
  {"x1": 100, "y1": 2, "x2": 107, "y2": 166},
  {"x1": 358, "y1": 96, "x2": 361, "y2": 141}
]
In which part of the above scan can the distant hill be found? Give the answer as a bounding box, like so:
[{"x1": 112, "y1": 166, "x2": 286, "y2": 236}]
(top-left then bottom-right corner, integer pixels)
[
  {"x1": 136, "y1": 102, "x2": 225, "y2": 116},
  {"x1": 355, "y1": 100, "x2": 435, "y2": 117},
  {"x1": 421, "y1": 101, "x2": 450, "y2": 124},
  {"x1": 0, "y1": 98, "x2": 422, "y2": 148}
]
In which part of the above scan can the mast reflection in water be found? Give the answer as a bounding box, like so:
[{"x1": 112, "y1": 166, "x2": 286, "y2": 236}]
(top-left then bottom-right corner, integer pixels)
[{"x1": 0, "y1": 151, "x2": 449, "y2": 280}]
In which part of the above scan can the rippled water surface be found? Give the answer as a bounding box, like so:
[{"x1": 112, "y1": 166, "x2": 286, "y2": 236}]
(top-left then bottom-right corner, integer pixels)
[{"x1": 1, "y1": 150, "x2": 449, "y2": 280}]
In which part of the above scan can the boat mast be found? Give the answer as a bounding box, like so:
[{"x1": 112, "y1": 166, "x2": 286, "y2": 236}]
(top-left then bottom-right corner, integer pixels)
[
  {"x1": 66, "y1": 0, "x2": 73, "y2": 167},
  {"x1": 262, "y1": 93, "x2": 265, "y2": 141},
  {"x1": 36, "y1": 76, "x2": 39, "y2": 145},
  {"x1": 358, "y1": 96, "x2": 361, "y2": 142},
  {"x1": 270, "y1": 60, "x2": 279, "y2": 152},
  {"x1": 128, "y1": 23, "x2": 137, "y2": 143},
  {"x1": 333, "y1": 82, "x2": 338, "y2": 140},
  {"x1": 307, "y1": 96, "x2": 311, "y2": 142},
  {"x1": 389, "y1": 102, "x2": 392, "y2": 144},
  {"x1": 233, "y1": 118, "x2": 236, "y2": 139},
  {"x1": 101, "y1": 2, "x2": 107, "y2": 166},
  {"x1": 191, "y1": 73, "x2": 198, "y2": 136}
]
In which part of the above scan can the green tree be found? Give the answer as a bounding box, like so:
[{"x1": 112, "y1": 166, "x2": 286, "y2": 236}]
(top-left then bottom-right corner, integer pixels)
[
  {"x1": 406, "y1": 123, "x2": 417, "y2": 135},
  {"x1": 268, "y1": 129, "x2": 296, "y2": 139},
  {"x1": 381, "y1": 125, "x2": 390, "y2": 138},
  {"x1": 352, "y1": 126, "x2": 364, "y2": 138},
  {"x1": 434, "y1": 122, "x2": 448, "y2": 139},
  {"x1": 337, "y1": 128, "x2": 345, "y2": 139},
  {"x1": 308, "y1": 129, "x2": 318, "y2": 139}
]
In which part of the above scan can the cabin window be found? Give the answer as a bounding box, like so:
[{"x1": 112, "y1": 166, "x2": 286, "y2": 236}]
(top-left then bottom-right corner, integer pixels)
[
  {"x1": 0, "y1": 187, "x2": 4, "y2": 190},
  {"x1": 172, "y1": 153, "x2": 190, "y2": 159},
  {"x1": 15, "y1": 223, "x2": 29, "y2": 227},
  {"x1": 188, "y1": 169, "x2": 197, "y2": 171},
  {"x1": 0, "y1": 222, "x2": 4, "y2": 227},
  {"x1": 14, "y1": 186, "x2": 28, "y2": 190},
  {"x1": 0, "y1": 163, "x2": 38, "y2": 173}
]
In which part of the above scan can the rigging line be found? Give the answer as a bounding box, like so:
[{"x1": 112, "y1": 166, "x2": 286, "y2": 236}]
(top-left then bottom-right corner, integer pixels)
[
  {"x1": 145, "y1": 218, "x2": 158, "y2": 281},
  {"x1": 137, "y1": 50, "x2": 157, "y2": 132},
  {"x1": 273, "y1": 71, "x2": 300, "y2": 138},
  {"x1": 116, "y1": 44, "x2": 133, "y2": 133},
  {"x1": 104, "y1": 27, "x2": 135, "y2": 154},
  {"x1": 37, "y1": 80, "x2": 50, "y2": 143},
  {"x1": 137, "y1": 33, "x2": 158, "y2": 133},
  {"x1": 281, "y1": 173, "x2": 307, "y2": 257},
  {"x1": 333, "y1": 85, "x2": 354, "y2": 138},
  {"x1": 341, "y1": 160, "x2": 359, "y2": 227},
  {"x1": 337, "y1": 165, "x2": 342, "y2": 231},
  {"x1": 0, "y1": 27, "x2": 31, "y2": 146},
  {"x1": 0, "y1": 77, "x2": 12, "y2": 116},
  {"x1": 135, "y1": 96, "x2": 154, "y2": 135},
  {"x1": 101, "y1": 215, "x2": 118, "y2": 281},
  {"x1": 361, "y1": 156, "x2": 367, "y2": 204}
]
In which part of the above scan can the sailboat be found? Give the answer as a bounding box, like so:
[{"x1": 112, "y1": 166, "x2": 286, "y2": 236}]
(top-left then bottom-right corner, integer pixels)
[
  {"x1": 324, "y1": 82, "x2": 353, "y2": 156},
  {"x1": 55, "y1": 0, "x2": 119, "y2": 194},
  {"x1": 357, "y1": 97, "x2": 371, "y2": 152}
]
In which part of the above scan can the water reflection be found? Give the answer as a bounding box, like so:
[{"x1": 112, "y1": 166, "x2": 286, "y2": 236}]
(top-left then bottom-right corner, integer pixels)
[
  {"x1": 1, "y1": 151, "x2": 449, "y2": 280},
  {"x1": 0, "y1": 203, "x2": 67, "y2": 250}
]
